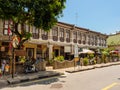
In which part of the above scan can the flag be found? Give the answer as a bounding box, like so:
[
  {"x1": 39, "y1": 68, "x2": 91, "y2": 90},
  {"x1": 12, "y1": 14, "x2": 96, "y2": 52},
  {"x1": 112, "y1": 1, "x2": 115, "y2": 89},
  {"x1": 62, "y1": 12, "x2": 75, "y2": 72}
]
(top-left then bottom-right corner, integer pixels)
[
  {"x1": 8, "y1": 24, "x2": 11, "y2": 35},
  {"x1": 9, "y1": 42, "x2": 12, "y2": 50}
]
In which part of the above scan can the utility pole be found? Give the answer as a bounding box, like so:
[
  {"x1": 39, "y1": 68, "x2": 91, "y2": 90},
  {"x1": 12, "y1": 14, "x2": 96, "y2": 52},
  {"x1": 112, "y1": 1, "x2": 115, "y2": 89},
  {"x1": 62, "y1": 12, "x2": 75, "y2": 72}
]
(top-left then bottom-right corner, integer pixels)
[
  {"x1": 11, "y1": 48, "x2": 14, "y2": 78},
  {"x1": 75, "y1": 12, "x2": 78, "y2": 26}
]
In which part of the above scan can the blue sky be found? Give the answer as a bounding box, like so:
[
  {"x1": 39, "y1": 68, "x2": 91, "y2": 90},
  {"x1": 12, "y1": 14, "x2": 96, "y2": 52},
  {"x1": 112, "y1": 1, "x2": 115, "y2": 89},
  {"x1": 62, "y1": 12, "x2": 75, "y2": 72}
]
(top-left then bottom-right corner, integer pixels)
[{"x1": 58, "y1": 0, "x2": 120, "y2": 35}]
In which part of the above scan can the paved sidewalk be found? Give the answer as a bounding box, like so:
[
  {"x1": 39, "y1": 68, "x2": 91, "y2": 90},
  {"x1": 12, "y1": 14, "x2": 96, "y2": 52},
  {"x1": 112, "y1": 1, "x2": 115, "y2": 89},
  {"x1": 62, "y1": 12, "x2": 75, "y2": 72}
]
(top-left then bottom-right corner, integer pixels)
[
  {"x1": 51, "y1": 61, "x2": 120, "y2": 73},
  {"x1": 0, "y1": 61, "x2": 120, "y2": 89},
  {"x1": 0, "y1": 71, "x2": 61, "y2": 89}
]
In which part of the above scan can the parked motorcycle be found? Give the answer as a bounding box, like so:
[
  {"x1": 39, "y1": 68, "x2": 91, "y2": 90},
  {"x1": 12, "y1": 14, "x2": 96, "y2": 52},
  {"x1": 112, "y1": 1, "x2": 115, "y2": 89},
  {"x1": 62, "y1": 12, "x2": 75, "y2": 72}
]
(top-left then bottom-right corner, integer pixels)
[{"x1": 23, "y1": 59, "x2": 38, "y2": 73}]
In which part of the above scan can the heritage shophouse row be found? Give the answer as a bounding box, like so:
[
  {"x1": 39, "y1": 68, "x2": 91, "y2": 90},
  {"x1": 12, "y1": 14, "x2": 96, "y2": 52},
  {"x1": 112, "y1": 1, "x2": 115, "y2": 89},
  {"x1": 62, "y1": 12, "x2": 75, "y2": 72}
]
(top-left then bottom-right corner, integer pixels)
[{"x1": 0, "y1": 20, "x2": 108, "y2": 64}]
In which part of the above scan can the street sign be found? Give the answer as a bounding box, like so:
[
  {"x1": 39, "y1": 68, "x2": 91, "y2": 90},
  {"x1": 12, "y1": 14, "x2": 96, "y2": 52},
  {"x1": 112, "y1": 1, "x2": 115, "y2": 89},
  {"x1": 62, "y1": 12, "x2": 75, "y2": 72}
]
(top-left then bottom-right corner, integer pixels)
[
  {"x1": 14, "y1": 50, "x2": 26, "y2": 56},
  {"x1": 12, "y1": 35, "x2": 20, "y2": 48}
]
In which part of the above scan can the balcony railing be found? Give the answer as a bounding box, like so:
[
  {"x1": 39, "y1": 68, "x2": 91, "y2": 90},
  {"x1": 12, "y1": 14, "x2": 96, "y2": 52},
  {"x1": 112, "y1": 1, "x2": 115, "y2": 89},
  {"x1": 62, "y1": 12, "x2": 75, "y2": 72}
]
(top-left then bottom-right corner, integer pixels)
[
  {"x1": 32, "y1": 33, "x2": 39, "y2": 39},
  {"x1": 73, "y1": 39, "x2": 77, "y2": 43},
  {"x1": 42, "y1": 34, "x2": 48, "y2": 40},
  {"x1": 60, "y1": 37, "x2": 64, "y2": 42},
  {"x1": 53, "y1": 36, "x2": 58, "y2": 41},
  {"x1": 83, "y1": 41, "x2": 86, "y2": 44},
  {"x1": 66, "y1": 38, "x2": 70, "y2": 43}
]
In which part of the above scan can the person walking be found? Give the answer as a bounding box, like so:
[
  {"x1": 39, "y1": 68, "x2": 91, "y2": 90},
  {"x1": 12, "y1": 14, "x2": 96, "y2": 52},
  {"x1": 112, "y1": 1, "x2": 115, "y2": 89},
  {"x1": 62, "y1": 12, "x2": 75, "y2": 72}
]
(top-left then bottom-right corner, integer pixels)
[
  {"x1": 1, "y1": 60, "x2": 6, "y2": 76},
  {"x1": 5, "y1": 63, "x2": 10, "y2": 75},
  {"x1": 80, "y1": 57, "x2": 83, "y2": 68},
  {"x1": 0, "y1": 68, "x2": 2, "y2": 77}
]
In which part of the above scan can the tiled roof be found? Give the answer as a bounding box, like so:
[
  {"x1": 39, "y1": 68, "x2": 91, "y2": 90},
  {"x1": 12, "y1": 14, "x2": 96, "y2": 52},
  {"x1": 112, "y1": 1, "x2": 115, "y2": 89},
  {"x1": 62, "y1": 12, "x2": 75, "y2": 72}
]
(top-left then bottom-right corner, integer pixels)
[
  {"x1": 58, "y1": 21, "x2": 107, "y2": 36},
  {"x1": 107, "y1": 33, "x2": 120, "y2": 45}
]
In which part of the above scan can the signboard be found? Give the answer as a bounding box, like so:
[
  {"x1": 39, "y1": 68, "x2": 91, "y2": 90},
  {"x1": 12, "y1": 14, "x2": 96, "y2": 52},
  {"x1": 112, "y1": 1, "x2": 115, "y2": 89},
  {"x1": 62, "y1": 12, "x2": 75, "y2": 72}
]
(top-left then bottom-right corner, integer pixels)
[
  {"x1": 14, "y1": 50, "x2": 26, "y2": 56},
  {"x1": 12, "y1": 35, "x2": 20, "y2": 48},
  {"x1": 64, "y1": 46, "x2": 71, "y2": 52},
  {"x1": 74, "y1": 57, "x2": 79, "y2": 62}
]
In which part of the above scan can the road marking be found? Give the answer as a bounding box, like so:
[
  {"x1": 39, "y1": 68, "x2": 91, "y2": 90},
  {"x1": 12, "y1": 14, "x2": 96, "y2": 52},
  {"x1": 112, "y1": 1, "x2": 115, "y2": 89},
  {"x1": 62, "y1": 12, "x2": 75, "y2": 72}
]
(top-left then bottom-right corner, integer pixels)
[{"x1": 102, "y1": 83, "x2": 118, "y2": 90}]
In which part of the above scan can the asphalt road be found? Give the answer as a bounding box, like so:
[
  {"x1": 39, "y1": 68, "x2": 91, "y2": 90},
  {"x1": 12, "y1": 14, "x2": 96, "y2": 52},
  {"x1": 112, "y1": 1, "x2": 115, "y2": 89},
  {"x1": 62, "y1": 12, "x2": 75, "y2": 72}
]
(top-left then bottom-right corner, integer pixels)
[{"x1": 1, "y1": 65, "x2": 120, "y2": 90}]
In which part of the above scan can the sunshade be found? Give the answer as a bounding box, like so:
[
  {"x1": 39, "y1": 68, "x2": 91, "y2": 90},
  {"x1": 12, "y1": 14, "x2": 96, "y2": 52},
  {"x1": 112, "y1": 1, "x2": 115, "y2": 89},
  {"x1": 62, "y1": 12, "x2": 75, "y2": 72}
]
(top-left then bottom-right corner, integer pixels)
[
  {"x1": 79, "y1": 49, "x2": 94, "y2": 54},
  {"x1": 110, "y1": 50, "x2": 119, "y2": 54}
]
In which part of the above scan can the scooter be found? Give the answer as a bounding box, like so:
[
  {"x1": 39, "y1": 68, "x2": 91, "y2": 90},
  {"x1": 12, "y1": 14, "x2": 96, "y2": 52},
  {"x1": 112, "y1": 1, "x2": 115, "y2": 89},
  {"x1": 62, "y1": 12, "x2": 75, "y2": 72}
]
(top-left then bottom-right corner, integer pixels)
[{"x1": 24, "y1": 59, "x2": 38, "y2": 73}]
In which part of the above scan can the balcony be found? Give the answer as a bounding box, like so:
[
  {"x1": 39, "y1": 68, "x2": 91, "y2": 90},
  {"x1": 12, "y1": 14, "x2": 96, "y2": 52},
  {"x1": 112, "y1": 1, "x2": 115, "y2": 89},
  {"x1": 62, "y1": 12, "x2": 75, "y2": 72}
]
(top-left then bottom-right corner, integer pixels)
[
  {"x1": 88, "y1": 41, "x2": 90, "y2": 45},
  {"x1": 66, "y1": 38, "x2": 70, "y2": 43},
  {"x1": 32, "y1": 34, "x2": 39, "y2": 39},
  {"x1": 73, "y1": 39, "x2": 77, "y2": 43},
  {"x1": 53, "y1": 36, "x2": 58, "y2": 41},
  {"x1": 60, "y1": 37, "x2": 64, "y2": 42},
  {"x1": 42, "y1": 34, "x2": 48, "y2": 40},
  {"x1": 78, "y1": 40, "x2": 81, "y2": 44},
  {"x1": 83, "y1": 41, "x2": 86, "y2": 44}
]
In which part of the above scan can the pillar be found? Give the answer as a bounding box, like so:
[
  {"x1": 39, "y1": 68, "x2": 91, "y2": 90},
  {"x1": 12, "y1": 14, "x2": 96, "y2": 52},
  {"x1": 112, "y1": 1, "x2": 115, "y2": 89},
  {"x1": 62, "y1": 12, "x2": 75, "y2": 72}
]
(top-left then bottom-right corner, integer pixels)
[{"x1": 49, "y1": 45, "x2": 53, "y2": 60}]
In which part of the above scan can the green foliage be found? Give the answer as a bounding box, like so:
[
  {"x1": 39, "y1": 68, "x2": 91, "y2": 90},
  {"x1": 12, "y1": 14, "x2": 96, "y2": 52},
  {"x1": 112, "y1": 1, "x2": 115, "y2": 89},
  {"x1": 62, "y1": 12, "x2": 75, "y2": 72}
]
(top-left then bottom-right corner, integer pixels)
[
  {"x1": 19, "y1": 56, "x2": 26, "y2": 63},
  {"x1": 102, "y1": 47, "x2": 115, "y2": 56},
  {"x1": 0, "y1": 0, "x2": 66, "y2": 30},
  {"x1": 54, "y1": 56, "x2": 64, "y2": 62},
  {"x1": 102, "y1": 51, "x2": 109, "y2": 56},
  {"x1": 102, "y1": 48, "x2": 110, "y2": 56},
  {"x1": 83, "y1": 57, "x2": 89, "y2": 66},
  {"x1": 107, "y1": 34, "x2": 120, "y2": 46},
  {"x1": 101, "y1": 54, "x2": 109, "y2": 63},
  {"x1": 93, "y1": 59, "x2": 96, "y2": 64},
  {"x1": 0, "y1": 0, "x2": 66, "y2": 49},
  {"x1": 48, "y1": 59, "x2": 54, "y2": 65},
  {"x1": 52, "y1": 52, "x2": 55, "y2": 58},
  {"x1": 88, "y1": 54, "x2": 94, "y2": 59}
]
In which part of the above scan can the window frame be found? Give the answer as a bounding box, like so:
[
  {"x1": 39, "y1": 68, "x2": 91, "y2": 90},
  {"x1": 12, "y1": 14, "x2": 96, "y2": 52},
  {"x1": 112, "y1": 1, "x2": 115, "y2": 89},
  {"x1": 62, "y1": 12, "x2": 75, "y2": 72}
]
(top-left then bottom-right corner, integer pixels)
[
  {"x1": 73, "y1": 31, "x2": 77, "y2": 39},
  {"x1": 24, "y1": 24, "x2": 30, "y2": 32},
  {"x1": 52, "y1": 26, "x2": 58, "y2": 36},
  {"x1": 32, "y1": 26, "x2": 39, "y2": 39},
  {"x1": 60, "y1": 28, "x2": 64, "y2": 37},
  {"x1": 66, "y1": 30, "x2": 70, "y2": 38},
  {"x1": 3, "y1": 20, "x2": 13, "y2": 35}
]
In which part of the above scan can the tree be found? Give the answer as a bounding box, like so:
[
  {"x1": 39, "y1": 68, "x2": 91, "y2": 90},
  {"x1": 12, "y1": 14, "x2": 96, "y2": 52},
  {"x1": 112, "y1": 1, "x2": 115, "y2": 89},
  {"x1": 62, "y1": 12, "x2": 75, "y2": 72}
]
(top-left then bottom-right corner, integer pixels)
[{"x1": 0, "y1": 0, "x2": 66, "y2": 49}]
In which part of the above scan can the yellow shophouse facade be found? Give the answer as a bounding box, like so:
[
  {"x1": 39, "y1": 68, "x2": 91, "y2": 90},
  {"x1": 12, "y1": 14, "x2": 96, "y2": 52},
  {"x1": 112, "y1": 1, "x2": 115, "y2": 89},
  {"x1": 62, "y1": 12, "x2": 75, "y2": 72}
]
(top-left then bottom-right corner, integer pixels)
[{"x1": 0, "y1": 20, "x2": 108, "y2": 64}]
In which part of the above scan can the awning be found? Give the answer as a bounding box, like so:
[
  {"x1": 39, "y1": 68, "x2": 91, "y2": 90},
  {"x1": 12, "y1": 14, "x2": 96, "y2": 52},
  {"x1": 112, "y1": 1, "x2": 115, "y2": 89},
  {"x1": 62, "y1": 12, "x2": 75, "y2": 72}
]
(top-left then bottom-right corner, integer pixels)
[
  {"x1": 79, "y1": 49, "x2": 94, "y2": 54},
  {"x1": 110, "y1": 50, "x2": 119, "y2": 54}
]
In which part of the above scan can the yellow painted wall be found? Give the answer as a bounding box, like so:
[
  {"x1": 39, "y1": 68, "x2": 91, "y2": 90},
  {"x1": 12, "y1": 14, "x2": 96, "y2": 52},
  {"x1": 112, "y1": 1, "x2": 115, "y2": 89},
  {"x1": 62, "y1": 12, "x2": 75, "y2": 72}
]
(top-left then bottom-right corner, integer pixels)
[
  {"x1": 24, "y1": 43, "x2": 37, "y2": 58},
  {"x1": 54, "y1": 46, "x2": 60, "y2": 49}
]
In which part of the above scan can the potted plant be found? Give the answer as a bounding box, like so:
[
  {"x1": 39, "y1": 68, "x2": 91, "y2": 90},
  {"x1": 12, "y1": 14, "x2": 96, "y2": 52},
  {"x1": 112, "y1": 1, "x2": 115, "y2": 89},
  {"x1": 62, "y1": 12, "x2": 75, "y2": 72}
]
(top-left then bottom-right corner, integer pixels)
[{"x1": 83, "y1": 57, "x2": 89, "y2": 66}]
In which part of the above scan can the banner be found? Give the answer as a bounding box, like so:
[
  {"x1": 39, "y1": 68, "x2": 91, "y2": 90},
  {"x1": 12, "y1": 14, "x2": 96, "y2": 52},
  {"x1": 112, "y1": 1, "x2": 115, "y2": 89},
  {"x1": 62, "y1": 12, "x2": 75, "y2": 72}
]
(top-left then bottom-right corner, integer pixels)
[{"x1": 64, "y1": 46, "x2": 71, "y2": 52}]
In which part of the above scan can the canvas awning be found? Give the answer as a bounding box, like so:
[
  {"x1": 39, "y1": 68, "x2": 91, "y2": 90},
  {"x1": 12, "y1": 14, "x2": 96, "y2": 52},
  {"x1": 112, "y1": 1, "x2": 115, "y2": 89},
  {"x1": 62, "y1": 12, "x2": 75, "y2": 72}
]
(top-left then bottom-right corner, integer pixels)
[
  {"x1": 79, "y1": 49, "x2": 94, "y2": 54},
  {"x1": 110, "y1": 50, "x2": 119, "y2": 54}
]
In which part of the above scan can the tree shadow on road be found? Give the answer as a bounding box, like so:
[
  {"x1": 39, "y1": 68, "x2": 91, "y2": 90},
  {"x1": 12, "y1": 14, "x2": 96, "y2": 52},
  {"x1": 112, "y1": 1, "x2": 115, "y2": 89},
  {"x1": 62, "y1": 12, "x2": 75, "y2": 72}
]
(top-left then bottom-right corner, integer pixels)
[{"x1": 9, "y1": 76, "x2": 60, "y2": 88}]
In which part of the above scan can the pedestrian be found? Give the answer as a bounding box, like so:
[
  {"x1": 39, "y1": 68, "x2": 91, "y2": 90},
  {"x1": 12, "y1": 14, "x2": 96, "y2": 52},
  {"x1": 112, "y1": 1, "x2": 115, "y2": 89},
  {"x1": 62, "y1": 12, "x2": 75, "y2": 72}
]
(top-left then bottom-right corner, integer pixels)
[
  {"x1": 1, "y1": 60, "x2": 6, "y2": 75},
  {"x1": 77, "y1": 58, "x2": 80, "y2": 66},
  {"x1": 5, "y1": 63, "x2": 10, "y2": 75},
  {"x1": 80, "y1": 57, "x2": 83, "y2": 68},
  {"x1": 77, "y1": 58, "x2": 80, "y2": 69},
  {"x1": 0, "y1": 68, "x2": 2, "y2": 77}
]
